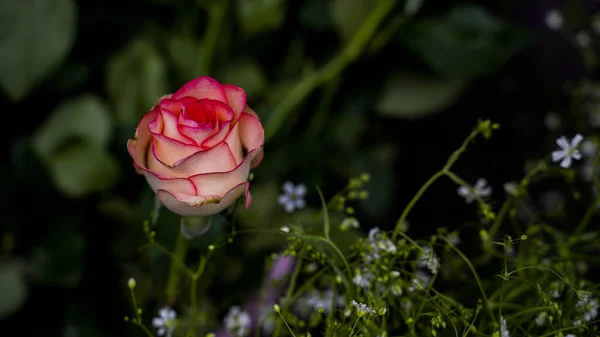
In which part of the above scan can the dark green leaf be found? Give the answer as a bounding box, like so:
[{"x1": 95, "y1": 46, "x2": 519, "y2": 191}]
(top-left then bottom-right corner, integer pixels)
[
  {"x1": 398, "y1": 4, "x2": 531, "y2": 77},
  {"x1": 0, "y1": 0, "x2": 76, "y2": 101},
  {"x1": 0, "y1": 260, "x2": 28, "y2": 319}
]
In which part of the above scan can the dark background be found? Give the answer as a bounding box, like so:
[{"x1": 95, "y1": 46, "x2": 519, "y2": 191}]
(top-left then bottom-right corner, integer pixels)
[{"x1": 1, "y1": 0, "x2": 598, "y2": 336}]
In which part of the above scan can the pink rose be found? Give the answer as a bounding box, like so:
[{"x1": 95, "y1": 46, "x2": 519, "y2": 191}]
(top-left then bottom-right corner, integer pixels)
[{"x1": 127, "y1": 76, "x2": 264, "y2": 216}]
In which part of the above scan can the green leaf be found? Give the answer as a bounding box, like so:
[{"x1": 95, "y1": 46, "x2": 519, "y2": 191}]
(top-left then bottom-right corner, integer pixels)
[
  {"x1": 0, "y1": 0, "x2": 76, "y2": 101},
  {"x1": 330, "y1": 0, "x2": 375, "y2": 41},
  {"x1": 376, "y1": 71, "x2": 467, "y2": 119},
  {"x1": 237, "y1": 0, "x2": 286, "y2": 36},
  {"x1": 47, "y1": 143, "x2": 120, "y2": 198},
  {"x1": 215, "y1": 58, "x2": 268, "y2": 101},
  {"x1": 32, "y1": 94, "x2": 113, "y2": 160},
  {"x1": 398, "y1": 4, "x2": 531, "y2": 77},
  {"x1": 0, "y1": 260, "x2": 28, "y2": 319},
  {"x1": 106, "y1": 38, "x2": 167, "y2": 126}
]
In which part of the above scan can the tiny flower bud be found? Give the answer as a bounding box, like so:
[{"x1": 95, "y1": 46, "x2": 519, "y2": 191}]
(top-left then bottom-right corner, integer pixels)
[
  {"x1": 317, "y1": 307, "x2": 325, "y2": 314},
  {"x1": 280, "y1": 226, "x2": 290, "y2": 233},
  {"x1": 205, "y1": 333, "x2": 216, "y2": 337},
  {"x1": 128, "y1": 278, "x2": 136, "y2": 289},
  {"x1": 273, "y1": 304, "x2": 281, "y2": 313},
  {"x1": 378, "y1": 307, "x2": 387, "y2": 315},
  {"x1": 360, "y1": 173, "x2": 370, "y2": 182},
  {"x1": 208, "y1": 245, "x2": 215, "y2": 251}
]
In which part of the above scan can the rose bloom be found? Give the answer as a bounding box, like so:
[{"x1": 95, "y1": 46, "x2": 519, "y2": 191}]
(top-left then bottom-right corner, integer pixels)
[{"x1": 127, "y1": 76, "x2": 264, "y2": 216}]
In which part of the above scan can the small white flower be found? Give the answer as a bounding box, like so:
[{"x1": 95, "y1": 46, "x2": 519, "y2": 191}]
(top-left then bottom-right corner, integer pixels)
[
  {"x1": 576, "y1": 297, "x2": 599, "y2": 322},
  {"x1": 457, "y1": 178, "x2": 492, "y2": 204},
  {"x1": 352, "y1": 268, "x2": 374, "y2": 289},
  {"x1": 364, "y1": 227, "x2": 397, "y2": 262},
  {"x1": 351, "y1": 300, "x2": 376, "y2": 317},
  {"x1": 500, "y1": 316, "x2": 510, "y2": 337},
  {"x1": 552, "y1": 134, "x2": 583, "y2": 168},
  {"x1": 340, "y1": 217, "x2": 360, "y2": 230},
  {"x1": 278, "y1": 181, "x2": 307, "y2": 212},
  {"x1": 152, "y1": 306, "x2": 177, "y2": 337},
  {"x1": 545, "y1": 9, "x2": 563, "y2": 30},
  {"x1": 224, "y1": 306, "x2": 252, "y2": 337},
  {"x1": 565, "y1": 334, "x2": 576, "y2": 337},
  {"x1": 535, "y1": 312, "x2": 547, "y2": 326},
  {"x1": 418, "y1": 246, "x2": 440, "y2": 274},
  {"x1": 576, "y1": 31, "x2": 591, "y2": 48},
  {"x1": 503, "y1": 181, "x2": 519, "y2": 196}
]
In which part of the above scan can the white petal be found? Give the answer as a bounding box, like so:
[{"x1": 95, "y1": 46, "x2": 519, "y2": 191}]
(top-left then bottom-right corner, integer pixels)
[
  {"x1": 552, "y1": 150, "x2": 566, "y2": 162},
  {"x1": 278, "y1": 194, "x2": 291, "y2": 205},
  {"x1": 571, "y1": 133, "x2": 584, "y2": 147},
  {"x1": 295, "y1": 184, "x2": 307, "y2": 196},
  {"x1": 572, "y1": 150, "x2": 582, "y2": 160},
  {"x1": 556, "y1": 136, "x2": 569, "y2": 149},
  {"x1": 475, "y1": 178, "x2": 487, "y2": 189},
  {"x1": 159, "y1": 307, "x2": 170, "y2": 319},
  {"x1": 282, "y1": 181, "x2": 295, "y2": 194},
  {"x1": 478, "y1": 187, "x2": 492, "y2": 197},
  {"x1": 560, "y1": 156, "x2": 572, "y2": 168},
  {"x1": 153, "y1": 318, "x2": 165, "y2": 327},
  {"x1": 157, "y1": 328, "x2": 166, "y2": 336},
  {"x1": 457, "y1": 186, "x2": 471, "y2": 198},
  {"x1": 284, "y1": 200, "x2": 296, "y2": 212},
  {"x1": 295, "y1": 199, "x2": 306, "y2": 209}
]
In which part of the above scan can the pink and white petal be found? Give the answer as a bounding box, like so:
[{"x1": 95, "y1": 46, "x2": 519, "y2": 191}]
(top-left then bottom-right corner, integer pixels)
[
  {"x1": 238, "y1": 111, "x2": 265, "y2": 168},
  {"x1": 171, "y1": 76, "x2": 227, "y2": 103},
  {"x1": 143, "y1": 171, "x2": 197, "y2": 195},
  {"x1": 127, "y1": 108, "x2": 158, "y2": 172},
  {"x1": 180, "y1": 124, "x2": 219, "y2": 146},
  {"x1": 158, "y1": 108, "x2": 195, "y2": 145},
  {"x1": 147, "y1": 108, "x2": 165, "y2": 135},
  {"x1": 222, "y1": 84, "x2": 247, "y2": 122},
  {"x1": 200, "y1": 121, "x2": 232, "y2": 149},
  {"x1": 224, "y1": 122, "x2": 243, "y2": 164},
  {"x1": 159, "y1": 96, "x2": 196, "y2": 117},
  {"x1": 156, "y1": 182, "x2": 251, "y2": 216},
  {"x1": 148, "y1": 136, "x2": 201, "y2": 175},
  {"x1": 189, "y1": 144, "x2": 263, "y2": 196},
  {"x1": 171, "y1": 142, "x2": 237, "y2": 176}
]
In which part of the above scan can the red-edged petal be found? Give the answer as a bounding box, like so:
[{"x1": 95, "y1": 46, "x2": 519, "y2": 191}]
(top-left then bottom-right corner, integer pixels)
[
  {"x1": 171, "y1": 76, "x2": 227, "y2": 103},
  {"x1": 172, "y1": 142, "x2": 237, "y2": 176},
  {"x1": 143, "y1": 171, "x2": 197, "y2": 195},
  {"x1": 224, "y1": 122, "x2": 243, "y2": 164},
  {"x1": 156, "y1": 181, "x2": 251, "y2": 216},
  {"x1": 160, "y1": 108, "x2": 196, "y2": 144},
  {"x1": 159, "y1": 96, "x2": 196, "y2": 117},
  {"x1": 238, "y1": 110, "x2": 265, "y2": 168},
  {"x1": 222, "y1": 84, "x2": 247, "y2": 122},
  {"x1": 188, "y1": 142, "x2": 263, "y2": 196},
  {"x1": 200, "y1": 121, "x2": 232, "y2": 149},
  {"x1": 127, "y1": 107, "x2": 159, "y2": 173},
  {"x1": 147, "y1": 135, "x2": 201, "y2": 175}
]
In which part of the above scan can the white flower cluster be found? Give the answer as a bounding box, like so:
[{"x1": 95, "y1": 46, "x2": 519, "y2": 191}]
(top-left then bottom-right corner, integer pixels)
[
  {"x1": 152, "y1": 307, "x2": 177, "y2": 337},
  {"x1": 364, "y1": 227, "x2": 397, "y2": 263},
  {"x1": 224, "y1": 306, "x2": 252, "y2": 337},
  {"x1": 417, "y1": 246, "x2": 440, "y2": 274}
]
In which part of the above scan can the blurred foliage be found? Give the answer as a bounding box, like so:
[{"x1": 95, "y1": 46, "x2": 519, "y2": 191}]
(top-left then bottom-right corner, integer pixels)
[{"x1": 4, "y1": 0, "x2": 598, "y2": 336}]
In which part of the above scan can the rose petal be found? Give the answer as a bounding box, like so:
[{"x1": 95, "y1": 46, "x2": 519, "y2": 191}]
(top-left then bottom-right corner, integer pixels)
[
  {"x1": 222, "y1": 84, "x2": 247, "y2": 122},
  {"x1": 224, "y1": 122, "x2": 243, "y2": 164},
  {"x1": 171, "y1": 76, "x2": 228, "y2": 103},
  {"x1": 238, "y1": 110, "x2": 265, "y2": 168},
  {"x1": 127, "y1": 107, "x2": 158, "y2": 173},
  {"x1": 189, "y1": 144, "x2": 262, "y2": 196},
  {"x1": 174, "y1": 142, "x2": 238, "y2": 176},
  {"x1": 159, "y1": 97, "x2": 196, "y2": 117},
  {"x1": 156, "y1": 181, "x2": 251, "y2": 216},
  {"x1": 200, "y1": 121, "x2": 232, "y2": 149},
  {"x1": 149, "y1": 108, "x2": 195, "y2": 145},
  {"x1": 143, "y1": 171, "x2": 197, "y2": 195},
  {"x1": 149, "y1": 135, "x2": 201, "y2": 169}
]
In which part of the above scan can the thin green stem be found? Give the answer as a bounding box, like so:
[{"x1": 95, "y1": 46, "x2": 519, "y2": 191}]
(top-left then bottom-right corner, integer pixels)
[
  {"x1": 264, "y1": 0, "x2": 399, "y2": 141},
  {"x1": 129, "y1": 288, "x2": 154, "y2": 337},
  {"x1": 569, "y1": 198, "x2": 600, "y2": 242},
  {"x1": 189, "y1": 253, "x2": 210, "y2": 337},
  {"x1": 349, "y1": 317, "x2": 361, "y2": 337},
  {"x1": 166, "y1": 232, "x2": 189, "y2": 305},
  {"x1": 392, "y1": 170, "x2": 444, "y2": 240},
  {"x1": 440, "y1": 236, "x2": 495, "y2": 324}
]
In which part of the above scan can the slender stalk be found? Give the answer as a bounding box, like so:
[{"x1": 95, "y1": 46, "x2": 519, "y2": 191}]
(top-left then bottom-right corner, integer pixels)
[
  {"x1": 264, "y1": 0, "x2": 399, "y2": 141},
  {"x1": 166, "y1": 233, "x2": 189, "y2": 305}
]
